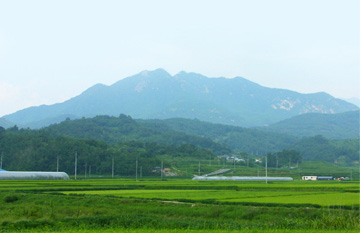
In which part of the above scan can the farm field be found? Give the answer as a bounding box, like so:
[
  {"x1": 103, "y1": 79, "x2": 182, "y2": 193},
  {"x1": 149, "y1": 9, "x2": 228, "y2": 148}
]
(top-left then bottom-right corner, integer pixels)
[
  {"x1": 62, "y1": 188, "x2": 359, "y2": 207},
  {"x1": 0, "y1": 178, "x2": 359, "y2": 232}
]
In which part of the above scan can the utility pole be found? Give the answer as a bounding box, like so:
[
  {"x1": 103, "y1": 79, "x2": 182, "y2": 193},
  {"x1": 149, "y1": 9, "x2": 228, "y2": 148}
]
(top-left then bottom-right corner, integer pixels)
[
  {"x1": 265, "y1": 155, "x2": 268, "y2": 184},
  {"x1": 198, "y1": 161, "x2": 201, "y2": 176},
  {"x1": 140, "y1": 166, "x2": 142, "y2": 178},
  {"x1": 289, "y1": 156, "x2": 291, "y2": 168},
  {"x1": 112, "y1": 156, "x2": 114, "y2": 178},
  {"x1": 136, "y1": 157, "x2": 138, "y2": 181},
  {"x1": 84, "y1": 162, "x2": 87, "y2": 179},
  {"x1": 89, "y1": 165, "x2": 91, "y2": 178},
  {"x1": 0, "y1": 152, "x2": 3, "y2": 169},
  {"x1": 56, "y1": 156, "x2": 59, "y2": 172},
  {"x1": 74, "y1": 152, "x2": 77, "y2": 180},
  {"x1": 161, "y1": 160, "x2": 163, "y2": 179}
]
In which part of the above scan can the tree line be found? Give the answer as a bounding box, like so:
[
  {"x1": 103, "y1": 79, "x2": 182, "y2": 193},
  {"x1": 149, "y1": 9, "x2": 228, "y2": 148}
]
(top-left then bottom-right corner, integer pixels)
[{"x1": 0, "y1": 127, "x2": 216, "y2": 176}]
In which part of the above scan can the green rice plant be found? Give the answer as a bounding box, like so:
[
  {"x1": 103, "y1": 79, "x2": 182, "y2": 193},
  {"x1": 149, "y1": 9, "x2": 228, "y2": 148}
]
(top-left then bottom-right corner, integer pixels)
[{"x1": 0, "y1": 179, "x2": 359, "y2": 232}]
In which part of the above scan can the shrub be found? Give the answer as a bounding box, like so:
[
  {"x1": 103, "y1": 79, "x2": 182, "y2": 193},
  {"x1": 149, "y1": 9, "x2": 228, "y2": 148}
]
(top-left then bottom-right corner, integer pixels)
[{"x1": 4, "y1": 195, "x2": 19, "y2": 203}]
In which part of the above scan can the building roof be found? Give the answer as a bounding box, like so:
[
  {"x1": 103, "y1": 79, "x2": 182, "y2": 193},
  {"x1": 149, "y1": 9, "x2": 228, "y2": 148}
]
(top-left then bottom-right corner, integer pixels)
[
  {"x1": 192, "y1": 176, "x2": 293, "y2": 181},
  {"x1": 0, "y1": 171, "x2": 69, "y2": 180}
]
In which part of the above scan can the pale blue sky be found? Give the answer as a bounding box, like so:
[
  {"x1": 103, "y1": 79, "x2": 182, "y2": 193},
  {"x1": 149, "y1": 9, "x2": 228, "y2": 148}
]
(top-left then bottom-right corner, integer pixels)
[{"x1": 0, "y1": 0, "x2": 359, "y2": 117}]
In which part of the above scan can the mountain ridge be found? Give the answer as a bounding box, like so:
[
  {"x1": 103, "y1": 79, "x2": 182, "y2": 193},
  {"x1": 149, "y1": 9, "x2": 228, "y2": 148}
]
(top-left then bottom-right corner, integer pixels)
[{"x1": 2, "y1": 69, "x2": 358, "y2": 128}]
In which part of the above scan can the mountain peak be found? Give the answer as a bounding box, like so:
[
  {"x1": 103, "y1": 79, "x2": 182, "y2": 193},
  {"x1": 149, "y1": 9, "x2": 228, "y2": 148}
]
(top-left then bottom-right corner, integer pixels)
[{"x1": 140, "y1": 68, "x2": 171, "y2": 78}]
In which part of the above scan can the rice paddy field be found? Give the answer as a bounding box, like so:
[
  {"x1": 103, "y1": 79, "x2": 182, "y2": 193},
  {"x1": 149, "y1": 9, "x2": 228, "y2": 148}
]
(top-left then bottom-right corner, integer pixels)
[{"x1": 0, "y1": 178, "x2": 359, "y2": 232}]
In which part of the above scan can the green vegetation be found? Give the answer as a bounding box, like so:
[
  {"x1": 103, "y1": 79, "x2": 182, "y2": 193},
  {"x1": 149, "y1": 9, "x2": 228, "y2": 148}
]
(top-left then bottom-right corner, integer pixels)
[
  {"x1": 262, "y1": 110, "x2": 359, "y2": 140},
  {"x1": 1, "y1": 113, "x2": 359, "y2": 232},
  {"x1": 144, "y1": 117, "x2": 299, "y2": 154},
  {"x1": 0, "y1": 127, "x2": 218, "y2": 176},
  {"x1": 42, "y1": 115, "x2": 360, "y2": 164},
  {"x1": 42, "y1": 115, "x2": 231, "y2": 155},
  {"x1": 143, "y1": 118, "x2": 359, "y2": 164},
  {"x1": 0, "y1": 179, "x2": 359, "y2": 232},
  {"x1": 1, "y1": 123, "x2": 358, "y2": 179}
]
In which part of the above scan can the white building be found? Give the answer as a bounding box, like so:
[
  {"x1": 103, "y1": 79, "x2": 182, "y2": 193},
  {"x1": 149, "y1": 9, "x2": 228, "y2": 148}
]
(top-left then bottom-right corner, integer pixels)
[{"x1": 302, "y1": 176, "x2": 317, "y2": 181}]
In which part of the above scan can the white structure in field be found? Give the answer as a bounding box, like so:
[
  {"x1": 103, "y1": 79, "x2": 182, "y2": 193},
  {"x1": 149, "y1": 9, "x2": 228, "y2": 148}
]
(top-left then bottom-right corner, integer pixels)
[
  {"x1": 0, "y1": 171, "x2": 70, "y2": 180},
  {"x1": 192, "y1": 176, "x2": 293, "y2": 181},
  {"x1": 302, "y1": 176, "x2": 317, "y2": 181}
]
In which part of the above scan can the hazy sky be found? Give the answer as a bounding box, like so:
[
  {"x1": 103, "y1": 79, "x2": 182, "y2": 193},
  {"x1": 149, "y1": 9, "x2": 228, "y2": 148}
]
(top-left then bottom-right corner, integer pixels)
[{"x1": 0, "y1": 0, "x2": 359, "y2": 117}]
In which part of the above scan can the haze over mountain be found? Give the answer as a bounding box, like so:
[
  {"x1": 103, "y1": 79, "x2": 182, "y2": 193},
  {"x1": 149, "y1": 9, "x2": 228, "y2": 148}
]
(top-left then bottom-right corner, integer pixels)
[
  {"x1": 1, "y1": 69, "x2": 358, "y2": 128},
  {"x1": 345, "y1": 97, "x2": 360, "y2": 108}
]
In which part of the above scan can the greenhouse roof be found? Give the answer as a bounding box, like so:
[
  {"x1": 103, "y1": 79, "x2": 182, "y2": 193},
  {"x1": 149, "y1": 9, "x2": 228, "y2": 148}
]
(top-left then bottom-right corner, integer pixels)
[
  {"x1": 0, "y1": 171, "x2": 69, "y2": 180},
  {"x1": 192, "y1": 176, "x2": 293, "y2": 181}
]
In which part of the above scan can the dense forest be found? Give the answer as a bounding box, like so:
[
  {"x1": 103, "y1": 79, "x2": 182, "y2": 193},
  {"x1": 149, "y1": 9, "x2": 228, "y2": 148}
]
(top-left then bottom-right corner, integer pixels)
[
  {"x1": 261, "y1": 110, "x2": 359, "y2": 139},
  {"x1": 142, "y1": 118, "x2": 359, "y2": 164},
  {"x1": 290, "y1": 135, "x2": 359, "y2": 165},
  {"x1": 0, "y1": 127, "x2": 215, "y2": 176},
  {"x1": 0, "y1": 115, "x2": 358, "y2": 175},
  {"x1": 42, "y1": 115, "x2": 231, "y2": 155}
]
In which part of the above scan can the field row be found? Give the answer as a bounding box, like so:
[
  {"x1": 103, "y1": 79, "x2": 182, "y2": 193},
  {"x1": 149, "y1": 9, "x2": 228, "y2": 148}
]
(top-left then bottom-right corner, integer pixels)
[{"x1": 61, "y1": 189, "x2": 359, "y2": 207}]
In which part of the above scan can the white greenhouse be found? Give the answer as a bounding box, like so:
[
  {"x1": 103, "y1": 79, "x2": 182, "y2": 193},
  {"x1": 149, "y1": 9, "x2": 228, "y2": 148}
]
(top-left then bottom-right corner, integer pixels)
[
  {"x1": 0, "y1": 171, "x2": 70, "y2": 180},
  {"x1": 192, "y1": 176, "x2": 293, "y2": 181}
]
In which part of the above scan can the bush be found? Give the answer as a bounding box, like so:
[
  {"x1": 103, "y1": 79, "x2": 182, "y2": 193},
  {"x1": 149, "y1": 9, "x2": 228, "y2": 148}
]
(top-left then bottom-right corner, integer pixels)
[{"x1": 4, "y1": 195, "x2": 19, "y2": 203}]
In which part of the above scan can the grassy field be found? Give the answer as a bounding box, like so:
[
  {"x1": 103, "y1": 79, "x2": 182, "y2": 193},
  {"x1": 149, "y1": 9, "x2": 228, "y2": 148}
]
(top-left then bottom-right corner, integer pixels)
[{"x1": 0, "y1": 178, "x2": 359, "y2": 232}]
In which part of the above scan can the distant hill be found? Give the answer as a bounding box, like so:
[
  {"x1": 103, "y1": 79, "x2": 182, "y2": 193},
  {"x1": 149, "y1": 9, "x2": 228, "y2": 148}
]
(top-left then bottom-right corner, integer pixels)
[
  {"x1": 261, "y1": 110, "x2": 359, "y2": 139},
  {"x1": 0, "y1": 118, "x2": 15, "y2": 129},
  {"x1": 2, "y1": 69, "x2": 358, "y2": 128},
  {"x1": 289, "y1": 135, "x2": 359, "y2": 164},
  {"x1": 42, "y1": 114, "x2": 231, "y2": 155},
  {"x1": 142, "y1": 118, "x2": 299, "y2": 154},
  {"x1": 41, "y1": 115, "x2": 359, "y2": 164},
  {"x1": 153, "y1": 118, "x2": 359, "y2": 164}
]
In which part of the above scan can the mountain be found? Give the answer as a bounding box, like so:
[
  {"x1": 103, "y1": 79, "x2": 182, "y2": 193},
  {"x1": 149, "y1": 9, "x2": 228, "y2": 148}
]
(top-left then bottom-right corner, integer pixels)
[
  {"x1": 345, "y1": 97, "x2": 360, "y2": 108},
  {"x1": 0, "y1": 118, "x2": 15, "y2": 129},
  {"x1": 2, "y1": 69, "x2": 358, "y2": 128},
  {"x1": 261, "y1": 110, "x2": 360, "y2": 140}
]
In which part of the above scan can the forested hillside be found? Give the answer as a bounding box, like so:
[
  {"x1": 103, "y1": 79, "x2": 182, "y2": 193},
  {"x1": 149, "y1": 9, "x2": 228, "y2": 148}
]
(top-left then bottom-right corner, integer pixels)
[
  {"x1": 289, "y1": 135, "x2": 359, "y2": 165},
  {"x1": 42, "y1": 114, "x2": 231, "y2": 155},
  {"x1": 262, "y1": 110, "x2": 359, "y2": 139},
  {"x1": 0, "y1": 127, "x2": 215, "y2": 176},
  {"x1": 0, "y1": 115, "x2": 358, "y2": 175},
  {"x1": 42, "y1": 116, "x2": 359, "y2": 165},
  {"x1": 143, "y1": 118, "x2": 299, "y2": 154},
  {"x1": 145, "y1": 118, "x2": 359, "y2": 165}
]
